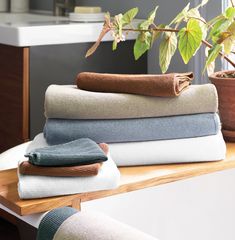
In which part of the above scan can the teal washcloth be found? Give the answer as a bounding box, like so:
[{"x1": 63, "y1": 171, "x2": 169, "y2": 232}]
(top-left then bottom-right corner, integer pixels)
[{"x1": 25, "y1": 138, "x2": 108, "y2": 166}]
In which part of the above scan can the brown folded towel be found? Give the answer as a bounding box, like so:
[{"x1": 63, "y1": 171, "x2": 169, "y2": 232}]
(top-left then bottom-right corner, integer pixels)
[
  {"x1": 19, "y1": 161, "x2": 102, "y2": 177},
  {"x1": 76, "y1": 72, "x2": 194, "y2": 97},
  {"x1": 19, "y1": 143, "x2": 109, "y2": 177}
]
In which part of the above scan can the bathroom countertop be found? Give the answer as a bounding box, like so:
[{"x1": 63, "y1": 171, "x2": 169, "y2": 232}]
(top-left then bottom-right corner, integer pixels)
[
  {"x1": 0, "y1": 13, "x2": 139, "y2": 47},
  {"x1": 0, "y1": 142, "x2": 234, "y2": 216}
]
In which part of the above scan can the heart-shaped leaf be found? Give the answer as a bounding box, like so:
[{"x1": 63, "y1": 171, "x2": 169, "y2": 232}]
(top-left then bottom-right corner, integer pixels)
[
  {"x1": 159, "y1": 31, "x2": 177, "y2": 73},
  {"x1": 122, "y1": 7, "x2": 139, "y2": 26},
  {"x1": 178, "y1": 19, "x2": 203, "y2": 64},
  {"x1": 134, "y1": 32, "x2": 152, "y2": 60},
  {"x1": 139, "y1": 6, "x2": 158, "y2": 30}
]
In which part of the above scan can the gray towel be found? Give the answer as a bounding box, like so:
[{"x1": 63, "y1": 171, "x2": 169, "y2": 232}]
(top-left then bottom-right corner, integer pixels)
[
  {"x1": 44, "y1": 84, "x2": 218, "y2": 119},
  {"x1": 44, "y1": 113, "x2": 220, "y2": 145},
  {"x1": 25, "y1": 138, "x2": 108, "y2": 166}
]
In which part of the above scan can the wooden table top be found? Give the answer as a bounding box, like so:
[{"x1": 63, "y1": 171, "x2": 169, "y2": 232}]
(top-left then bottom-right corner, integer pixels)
[{"x1": 0, "y1": 143, "x2": 234, "y2": 216}]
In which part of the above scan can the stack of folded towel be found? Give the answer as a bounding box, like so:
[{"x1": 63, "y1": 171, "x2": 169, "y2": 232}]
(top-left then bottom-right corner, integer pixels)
[
  {"x1": 18, "y1": 138, "x2": 120, "y2": 199},
  {"x1": 18, "y1": 71, "x2": 226, "y2": 199},
  {"x1": 43, "y1": 72, "x2": 226, "y2": 166}
]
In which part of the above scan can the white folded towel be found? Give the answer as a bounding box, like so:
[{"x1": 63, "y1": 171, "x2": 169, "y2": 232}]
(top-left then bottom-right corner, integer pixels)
[
  {"x1": 28, "y1": 132, "x2": 226, "y2": 167},
  {"x1": 18, "y1": 138, "x2": 120, "y2": 199},
  {"x1": 109, "y1": 132, "x2": 226, "y2": 166}
]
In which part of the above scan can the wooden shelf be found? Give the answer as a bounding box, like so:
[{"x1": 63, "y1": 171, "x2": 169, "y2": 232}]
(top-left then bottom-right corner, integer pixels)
[{"x1": 0, "y1": 143, "x2": 235, "y2": 216}]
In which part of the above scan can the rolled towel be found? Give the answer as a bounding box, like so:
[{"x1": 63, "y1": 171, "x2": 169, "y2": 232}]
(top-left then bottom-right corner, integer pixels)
[
  {"x1": 76, "y1": 72, "x2": 193, "y2": 97},
  {"x1": 37, "y1": 207, "x2": 158, "y2": 240},
  {"x1": 44, "y1": 113, "x2": 220, "y2": 145},
  {"x1": 25, "y1": 138, "x2": 108, "y2": 166},
  {"x1": 19, "y1": 161, "x2": 102, "y2": 177},
  {"x1": 18, "y1": 154, "x2": 120, "y2": 199},
  {"x1": 44, "y1": 84, "x2": 218, "y2": 120}
]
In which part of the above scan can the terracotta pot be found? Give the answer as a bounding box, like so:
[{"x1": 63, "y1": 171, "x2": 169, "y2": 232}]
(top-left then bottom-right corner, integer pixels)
[{"x1": 209, "y1": 70, "x2": 235, "y2": 142}]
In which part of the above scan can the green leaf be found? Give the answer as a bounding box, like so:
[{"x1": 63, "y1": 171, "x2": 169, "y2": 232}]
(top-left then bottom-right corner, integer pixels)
[
  {"x1": 187, "y1": 8, "x2": 207, "y2": 39},
  {"x1": 134, "y1": 32, "x2": 152, "y2": 60},
  {"x1": 225, "y1": 7, "x2": 235, "y2": 20},
  {"x1": 187, "y1": 0, "x2": 209, "y2": 18},
  {"x1": 148, "y1": 6, "x2": 158, "y2": 23},
  {"x1": 151, "y1": 24, "x2": 165, "y2": 46},
  {"x1": 187, "y1": 8, "x2": 201, "y2": 18},
  {"x1": 204, "y1": 44, "x2": 222, "y2": 72},
  {"x1": 122, "y1": 7, "x2": 139, "y2": 26},
  {"x1": 159, "y1": 31, "x2": 177, "y2": 73},
  {"x1": 139, "y1": 6, "x2": 158, "y2": 30},
  {"x1": 178, "y1": 19, "x2": 203, "y2": 64},
  {"x1": 209, "y1": 18, "x2": 231, "y2": 42},
  {"x1": 193, "y1": 0, "x2": 210, "y2": 10},
  {"x1": 112, "y1": 40, "x2": 118, "y2": 50},
  {"x1": 208, "y1": 14, "x2": 225, "y2": 26},
  {"x1": 199, "y1": 0, "x2": 210, "y2": 8},
  {"x1": 216, "y1": 31, "x2": 232, "y2": 44},
  {"x1": 170, "y1": 3, "x2": 190, "y2": 26},
  {"x1": 222, "y1": 21, "x2": 235, "y2": 54}
]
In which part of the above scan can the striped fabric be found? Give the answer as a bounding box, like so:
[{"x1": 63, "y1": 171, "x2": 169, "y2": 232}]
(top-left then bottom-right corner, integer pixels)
[
  {"x1": 37, "y1": 207, "x2": 159, "y2": 240},
  {"x1": 37, "y1": 207, "x2": 78, "y2": 240}
]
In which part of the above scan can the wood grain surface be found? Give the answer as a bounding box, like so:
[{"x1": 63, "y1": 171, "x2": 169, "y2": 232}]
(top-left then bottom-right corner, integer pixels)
[
  {"x1": 0, "y1": 143, "x2": 234, "y2": 216},
  {"x1": 0, "y1": 44, "x2": 29, "y2": 153}
]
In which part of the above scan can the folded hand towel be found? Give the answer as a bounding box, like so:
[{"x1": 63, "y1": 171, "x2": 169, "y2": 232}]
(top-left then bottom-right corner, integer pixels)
[
  {"x1": 44, "y1": 113, "x2": 220, "y2": 145},
  {"x1": 76, "y1": 72, "x2": 194, "y2": 97},
  {"x1": 19, "y1": 161, "x2": 102, "y2": 177},
  {"x1": 44, "y1": 84, "x2": 218, "y2": 120},
  {"x1": 18, "y1": 154, "x2": 120, "y2": 199},
  {"x1": 25, "y1": 138, "x2": 108, "y2": 166}
]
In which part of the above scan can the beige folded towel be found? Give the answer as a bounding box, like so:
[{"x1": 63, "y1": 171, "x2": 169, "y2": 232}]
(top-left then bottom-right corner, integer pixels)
[{"x1": 44, "y1": 84, "x2": 218, "y2": 119}]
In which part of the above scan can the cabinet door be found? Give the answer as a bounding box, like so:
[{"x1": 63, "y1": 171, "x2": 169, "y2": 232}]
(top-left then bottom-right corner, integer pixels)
[{"x1": 0, "y1": 44, "x2": 29, "y2": 152}]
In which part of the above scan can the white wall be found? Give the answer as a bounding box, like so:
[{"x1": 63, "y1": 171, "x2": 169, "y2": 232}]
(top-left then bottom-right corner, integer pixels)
[{"x1": 83, "y1": 168, "x2": 235, "y2": 240}]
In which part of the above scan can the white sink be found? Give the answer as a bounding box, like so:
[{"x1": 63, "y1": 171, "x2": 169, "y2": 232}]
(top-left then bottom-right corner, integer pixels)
[{"x1": 0, "y1": 13, "x2": 138, "y2": 47}]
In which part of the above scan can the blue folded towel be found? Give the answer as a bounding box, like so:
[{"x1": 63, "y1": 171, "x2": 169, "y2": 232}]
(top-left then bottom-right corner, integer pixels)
[
  {"x1": 44, "y1": 113, "x2": 220, "y2": 145},
  {"x1": 25, "y1": 138, "x2": 108, "y2": 166}
]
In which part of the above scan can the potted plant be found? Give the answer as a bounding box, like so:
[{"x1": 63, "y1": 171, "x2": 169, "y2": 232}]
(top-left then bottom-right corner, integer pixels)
[{"x1": 86, "y1": 0, "x2": 235, "y2": 142}]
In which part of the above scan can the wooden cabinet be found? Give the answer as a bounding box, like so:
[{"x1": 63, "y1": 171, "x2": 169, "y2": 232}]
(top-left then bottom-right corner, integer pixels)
[
  {"x1": 0, "y1": 44, "x2": 29, "y2": 152},
  {"x1": 0, "y1": 41, "x2": 147, "y2": 152}
]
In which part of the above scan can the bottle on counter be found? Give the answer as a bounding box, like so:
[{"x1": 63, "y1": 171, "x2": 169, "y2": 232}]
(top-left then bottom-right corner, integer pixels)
[
  {"x1": 0, "y1": 0, "x2": 9, "y2": 12},
  {"x1": 10, "y1": 0, "x2": 29, "y2": 13}
]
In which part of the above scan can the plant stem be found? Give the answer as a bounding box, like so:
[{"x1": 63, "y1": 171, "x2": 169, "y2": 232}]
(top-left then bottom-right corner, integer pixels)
[
  {"x1": 230, "y1": 0, "x2": 235, "y2": 8},
  {"x1": 122, "y1": 27, "x2": 179, "y2": 33},
  {"x1": 202, "y1": 40, "x2": 235, "y2": 67}
]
